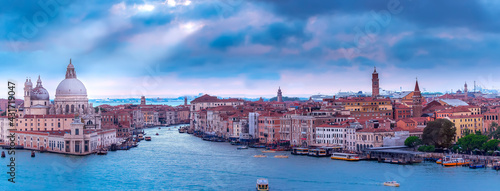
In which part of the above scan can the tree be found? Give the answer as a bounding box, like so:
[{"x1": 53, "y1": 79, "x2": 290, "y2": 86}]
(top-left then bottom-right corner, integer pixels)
[
  {"x1": 482, "y1": 139, "x2": 500, "y2": 152},
  {"x1": 488, "y1": 122, "x2": 500, "y2": 139},
  {"x1": 422, "y1": 119, "x2": 456, "y2": 148},
  {"x1": 456, "y1": 134, "x2": 489, "y2": 154},
  {"x1": 418, "y1": 145, "x2": 435, "y2": 152},
  {"x1": 404, "y1": 136, "x2": 422, "y2": 148}
]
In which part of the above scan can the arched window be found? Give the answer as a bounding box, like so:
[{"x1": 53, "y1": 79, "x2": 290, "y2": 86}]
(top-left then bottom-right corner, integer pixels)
[
  {"x1": 71, "y1": 105, "x2": 75, "y2": 113},
  {"x1": 65, "y1": 105, "x2": 69, "y2": 113}
]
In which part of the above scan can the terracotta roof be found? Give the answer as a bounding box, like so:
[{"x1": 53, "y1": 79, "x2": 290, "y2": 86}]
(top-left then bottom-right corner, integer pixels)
[
  {"x1": 447, "y1": 114, "x2": 483, "y2": 119},
  {"x1": 357, "y1": 128, "x2": 393, "y2": 133}
]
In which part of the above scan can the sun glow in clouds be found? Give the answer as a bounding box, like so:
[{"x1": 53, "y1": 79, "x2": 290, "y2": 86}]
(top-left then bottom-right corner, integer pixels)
[
  {"x1": 136, "y1": 4, "x2": 155, "y2": 11},
  {"x1": 180, "y1": 22, "x2": 203, "y2": 34}
]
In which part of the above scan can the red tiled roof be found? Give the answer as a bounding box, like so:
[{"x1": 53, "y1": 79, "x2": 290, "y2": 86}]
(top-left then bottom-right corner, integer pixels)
[{"x1": 357, "y1": 128, "x2": 393, "y2": 133}]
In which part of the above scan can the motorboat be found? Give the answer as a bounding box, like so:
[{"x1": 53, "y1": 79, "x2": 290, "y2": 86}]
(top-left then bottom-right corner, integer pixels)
[
  {"x1": 274, "y1": 155, "x2": 289, "y2": 158},
  {"x1": 436, "y1": 159, "x2": 442, "y2": 164},
  {"x1": 383, "y1": 181, "x2": 400, "y2": 187},
  {"x1": 237, "y1": 146, "x2": 248, "y2": 150},
  {"x1": 291, "y1": 147, "x2": 309, "y2": 155},
  {"x1": 331, "y1": 153, "x2": 359, "y2": 161},
  {"x1": 262, "y1": 150, "x2": 276, "y2": 153},
  {"x1": 145, "y1": 136, "x2": 152, "y2": 141},
  {"x1": 253, "y1": 155, "x2": 267, "y2": 158},
  {"x1": 256, "y1": 178, "x2": 269, "y2": 191}
]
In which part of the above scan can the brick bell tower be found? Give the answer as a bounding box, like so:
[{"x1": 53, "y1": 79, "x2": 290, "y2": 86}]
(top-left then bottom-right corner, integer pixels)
[
  {"x1": 372, "y1": 67, "x2": 379, "y2": 97},
  {"x1": 412, "y1": 78, "x2": 423, "y2": 117}
]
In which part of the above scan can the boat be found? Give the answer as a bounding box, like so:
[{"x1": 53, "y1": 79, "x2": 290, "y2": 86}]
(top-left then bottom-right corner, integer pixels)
[
  {"x1": 178, "y1": 128, "x2": 186, "y2": 133},
  {"x1": 138, "y1": 134, "x2": 144, "y2": 140},
  {"x1": 443, "y1": 158, "x2": 468, "y2": 166},
  {"x1": 262, "y1": 150, "x2": 276, "y2": 153},
  {"x1": 383, "y1": 181, "x2": 400, "y2": 187},
  {"x1": 469, "y1": 164, "x2": 485, "y2": 169},
  {"x1": 249, "y1": 145, "x2": 267, "y2": 148},
  {"x1": 158, "y1": 127, "x2": 161, "y2": 129},
  {"x1": 274, "y1": 155, "x2": 288, "y2": 158},
  {"x1": 493, "y1": 162, "x2": 500, "y2": 170},
  {"x1": 291, "y1": 147, "x2": 309, "y2": 155},
  {"x1": 156, "y1": 133, "x2": 159, "y2": 136},
  {"x1": 97, "y1": 149, "x2": 108, "y2": 155},
  {"x1": 331, "y1": 153, "x2": 359, "y2": 161},
  {"x1": 145, "y1": 136, "x2": 152, "y2": 141},
  {"x1": 1, "y1": 151, "x2": 5, "y2": 158},
  {"x1": 256, "y1": 178, "x2": 269, "y2": 191},
  {"x1": 436, "y1": 159, "x2": 442, "y2": 164},
  {"x1": 31, "y1": 151, "x2": 35, "y2": 157},
  {"x1": 237, "y1": 146, "x2": 248, "y2": 150},
  {"x1": 253, "y1": 155, "x2": 267, "y2": 158},
  {"x1": 307, "y1": 149, "x2": 329, "y2": 157}
]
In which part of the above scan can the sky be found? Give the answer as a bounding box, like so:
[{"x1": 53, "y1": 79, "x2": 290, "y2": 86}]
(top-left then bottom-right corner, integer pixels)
[{"x1": 1, "y1": 0, "x2": 500, "y2": 99}]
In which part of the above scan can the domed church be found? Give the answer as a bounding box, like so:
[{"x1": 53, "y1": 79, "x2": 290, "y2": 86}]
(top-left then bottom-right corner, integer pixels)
[
  {"x1": 23, "y1": 59, "x2": 101, "y2": 129},
  {"x1": 53, "y1": 59, "x2": 93, "y2": 115}
]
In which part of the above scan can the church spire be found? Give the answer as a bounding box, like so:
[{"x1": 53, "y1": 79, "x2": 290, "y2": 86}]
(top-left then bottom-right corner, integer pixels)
[
  {"x1": 36, "y1": 75, "x2": 43, "y2": 87},
  {"x1": 414, "y1": 77, "x2": 420, "y2": 92},
  {"x1": 65, "y1": 59, "x2": 77, "y2": 79}
]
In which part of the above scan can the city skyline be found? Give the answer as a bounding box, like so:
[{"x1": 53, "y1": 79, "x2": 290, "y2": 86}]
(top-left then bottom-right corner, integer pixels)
[{"x1": 2, "y1": 0, "x2": 500, "y2": 98}]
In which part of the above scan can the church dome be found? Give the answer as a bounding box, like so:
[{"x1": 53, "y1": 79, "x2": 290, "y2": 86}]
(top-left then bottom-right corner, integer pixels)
[
  {"x1": 31, "y1": 76, "x2": 50, "y2": 100},
  {"x1": 55, "y1": 60, "x2": 88, "y2": 97},
  {"x1": 56, "y1": 78, "x2": 87, "y2": 96},
  {"x1": 31, "y1": 86, "x2": 50, "y2": 100}
]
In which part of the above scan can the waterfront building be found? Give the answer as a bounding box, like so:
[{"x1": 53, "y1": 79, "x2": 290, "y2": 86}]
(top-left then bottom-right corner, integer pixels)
[
  {"x1": 15, "y1": 114, "x2": 75, "y2": 132},
  {"x1": 0, "y1": 116, "x2": 9, "y2": 143},
  {"x1": 141, "y1": 109, "x2": 160, "y2": 126},
  {"x1": 10, "y1": 117, "x2": 116, "y2": 155},
  {"x1": 257, "y1": 112, "x2": 282, "y2": 144},
  {"x1": 189, "y1": 94, "x2": 244, "y2": 130},
  {"x1": 355, "y1": 128, "x2": 395, "y2": 151},
  {"x1": 164, "y1": 109, "x2": 177, "y2": 125},
  {"x1": 22, "y1": 60, "x2": 101, "y2": 129},
  {"x1": 315, "y1": 123, "x2": 347, "y2": 147},
  {"x1": 372, "y1": 67, "x2": 379, "y2": 97},
  {"x1": 248, "y1": 112, "x2": 259, "y2": 140},
  {"x1": 175, "y1": 106, "x2": 190, "y2": 124},
  {"x1": 445, "y1": 115, "x2": 484, "y2": 141},
  {"x1": 101, "y1": 109, "x2": 133, "y2": 138}
]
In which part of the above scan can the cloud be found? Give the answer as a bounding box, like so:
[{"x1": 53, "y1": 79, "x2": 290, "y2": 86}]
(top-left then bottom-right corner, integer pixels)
[{"x1": 2, "y1": 0, "x2": 500, "y2": 98}]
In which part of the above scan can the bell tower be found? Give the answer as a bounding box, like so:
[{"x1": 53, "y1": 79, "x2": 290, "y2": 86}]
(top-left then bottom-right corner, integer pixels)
[
  {"x1": 412, "y1": 78, "x2": 423, "y2": 117},
  {"x1": 24, "y1": 78, "x2": 33, "y2": 109},
  {"x1": 372, "y1": 67, "x2": 379, "y2": 97}
]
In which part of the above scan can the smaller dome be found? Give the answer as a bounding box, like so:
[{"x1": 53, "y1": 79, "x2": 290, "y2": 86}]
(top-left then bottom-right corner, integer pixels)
[{"x1": 31, "y1": 87, "x2": 50, "y2": 100}]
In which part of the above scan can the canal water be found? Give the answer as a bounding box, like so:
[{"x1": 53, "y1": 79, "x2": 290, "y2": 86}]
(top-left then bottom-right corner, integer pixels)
[{"x1": 1, "y1": 124, "x2": 499, "y2": 190}]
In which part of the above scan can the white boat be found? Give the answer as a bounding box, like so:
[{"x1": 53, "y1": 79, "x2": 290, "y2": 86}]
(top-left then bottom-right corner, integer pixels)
[
  {"x1": 256, "y1": 178, "x2": 269, "y2": 191},
  {"x1": 237, "y1": 146, "x2": 248, "y2": 150},
  {"x1": 384, "y1": 181, "x2": 400, "y2": 187},
  {"x1": 331, "y1": 153, "x2": 359, "y2": 161}
]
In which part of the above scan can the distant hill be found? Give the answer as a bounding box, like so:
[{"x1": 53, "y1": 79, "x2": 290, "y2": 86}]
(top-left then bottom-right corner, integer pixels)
[{"x1": 268, "y1": 96, "x2": 301, "y2": 102}]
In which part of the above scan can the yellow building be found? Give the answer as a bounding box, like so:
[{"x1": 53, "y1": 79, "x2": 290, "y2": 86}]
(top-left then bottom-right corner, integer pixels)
[
  {"x1": 15, "y1": 114, "x2": 76, "y2": 132},
  {"x1": 446, "y1": 115, "x2": 484, "y2": 141}
]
